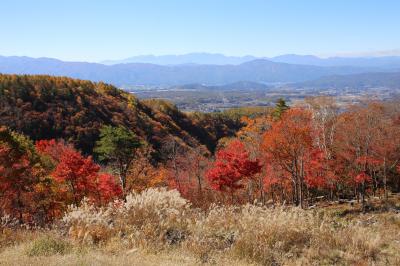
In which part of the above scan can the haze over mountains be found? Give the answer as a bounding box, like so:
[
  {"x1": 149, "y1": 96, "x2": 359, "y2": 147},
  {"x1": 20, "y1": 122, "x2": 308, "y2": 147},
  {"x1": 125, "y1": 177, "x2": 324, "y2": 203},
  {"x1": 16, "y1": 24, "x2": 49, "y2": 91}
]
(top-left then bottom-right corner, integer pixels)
[
  {"x1": 0, "y1": 53, "x2": 399, "y2": 89},
  {"x1": 0, "y1": 54, "x2": 392, "y2": 87},
  {"x1": 271, "y1": 54, "x2": 400, "y2": 69},
  {"x1": 101, "y1": 53, "x2": 258, "y2": 65},
  {"x1": 294, "y1": 71, "x2": 400, "y2": 89},
  {"x1": 101, "y1": 52, "x2": 400, "y2": 69}
]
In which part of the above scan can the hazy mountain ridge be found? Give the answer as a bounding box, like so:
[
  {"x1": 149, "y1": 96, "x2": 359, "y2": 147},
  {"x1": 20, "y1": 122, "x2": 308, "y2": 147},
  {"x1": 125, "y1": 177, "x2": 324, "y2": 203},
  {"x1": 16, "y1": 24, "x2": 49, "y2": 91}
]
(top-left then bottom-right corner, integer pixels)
[
  {"x1": 101, "y1": 52, "x2": 400, "y2": 69},
  {"x1": 101, "y1": 52, "x2": 258, "y2": 65},
  {"x1": 270, "y1": 54, "x2": 400, "y2": 68},
  {"x1": 0, "y1": 55, "x2": 377, "y2": 86},
  {"x1": 293, "y1": 71, "x2": 400, "y2": 89}
]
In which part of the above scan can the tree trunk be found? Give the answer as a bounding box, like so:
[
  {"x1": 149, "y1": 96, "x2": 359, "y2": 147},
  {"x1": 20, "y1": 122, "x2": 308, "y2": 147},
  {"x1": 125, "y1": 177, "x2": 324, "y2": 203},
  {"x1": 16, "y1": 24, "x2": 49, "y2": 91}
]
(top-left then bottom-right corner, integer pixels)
[
  {"x1": 383, "y1": 157, "x2": 388, "y2": 201},
  {"x1": 299, "y1": 179, "x2": 303, "y2": 208},
  {"x1": 299, "y1": 159, "x2": 305, "y2": 208},
  {"x1": 361, "y1": 182, "x2": 366, "y2": 212},
  {"x1": 293, "y1": 179, "x2": 298, "y2": 206}
]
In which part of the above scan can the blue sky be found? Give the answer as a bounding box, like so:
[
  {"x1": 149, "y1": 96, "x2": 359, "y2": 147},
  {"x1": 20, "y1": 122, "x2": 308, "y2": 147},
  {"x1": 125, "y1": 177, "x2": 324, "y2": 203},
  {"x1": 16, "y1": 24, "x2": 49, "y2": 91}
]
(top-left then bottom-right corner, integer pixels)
[{"x1": 1, "y1": 0, "x2": 400, "y2": 62}]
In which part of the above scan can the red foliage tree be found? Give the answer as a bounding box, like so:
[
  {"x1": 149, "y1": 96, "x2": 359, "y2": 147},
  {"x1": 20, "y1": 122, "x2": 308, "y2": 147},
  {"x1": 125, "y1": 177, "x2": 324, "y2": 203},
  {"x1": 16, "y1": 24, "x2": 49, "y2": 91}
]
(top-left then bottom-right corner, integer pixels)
[
  {"x1": 263, "y1": 161, "x2": 292, "y2": 204},
  {"x1": 206, "y1": 140, "x2": 262, "y2": 203},
  {"x1": 304, "y1": 149, "x2": 337, "y2": 190},
  {"x1": 52, "y1": 148, "x2": 99, "y2": 205},
  {"x1": 35, "y1": 139, "x2": 70, "y2": 162},
  {"x1": 0, "y1": 127, "x2": 44, "y2": 223},
  {"x1": 354, "y1": 172, "x2": 373, "y2": 184},
  {"x1": 37, "y1": 139, "x2": 122, "y2": 205},
  {"x1": 0, "y1": 145, "x2": 34, "y2": 222},
  {"x1": 96, "y1": 173, "x2": 123, "y2": 204},
  {"x1": 164, "y1": 146, "x2": 212, "y2": 207},
  {"x1": 334, "y1": 103, "x2": 400, "y2": 206}
]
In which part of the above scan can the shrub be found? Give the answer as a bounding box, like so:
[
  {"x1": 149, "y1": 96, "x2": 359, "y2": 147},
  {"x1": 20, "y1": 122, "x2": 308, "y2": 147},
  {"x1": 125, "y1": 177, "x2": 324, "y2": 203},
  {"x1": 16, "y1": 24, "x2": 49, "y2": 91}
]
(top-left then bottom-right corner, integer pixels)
[
  {"x1": 26, "y1": 235, "x2": 72, "y2": 256},
  {"x1": 63, "y1": 188, "x2": 191, "y2": 248}
]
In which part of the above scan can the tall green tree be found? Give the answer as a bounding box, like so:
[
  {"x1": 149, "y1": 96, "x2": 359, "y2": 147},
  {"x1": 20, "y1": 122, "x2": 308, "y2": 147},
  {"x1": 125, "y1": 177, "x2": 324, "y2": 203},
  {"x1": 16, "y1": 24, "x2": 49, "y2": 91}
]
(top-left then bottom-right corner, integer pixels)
[
  {"x1": 95, "y1": 126, "x2": 142, "y2": 194},
  {"x1": 272, "y1": 98, "x2": 290, "y2": 120}
]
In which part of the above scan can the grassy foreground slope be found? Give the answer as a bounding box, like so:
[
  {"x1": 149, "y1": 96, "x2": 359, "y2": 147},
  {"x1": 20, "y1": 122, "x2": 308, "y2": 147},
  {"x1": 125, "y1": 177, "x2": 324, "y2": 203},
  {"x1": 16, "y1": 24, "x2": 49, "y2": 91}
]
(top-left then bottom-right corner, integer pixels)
[{"x1": 0, "y1": 189, "x2": 399, "y2": 265}]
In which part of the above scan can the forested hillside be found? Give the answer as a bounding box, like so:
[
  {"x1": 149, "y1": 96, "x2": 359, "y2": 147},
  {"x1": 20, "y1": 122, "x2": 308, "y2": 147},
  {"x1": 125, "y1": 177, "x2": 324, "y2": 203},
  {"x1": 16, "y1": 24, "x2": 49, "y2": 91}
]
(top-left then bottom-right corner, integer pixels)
[
  {"x1": 0, "y1": 74, "x2": 242, "y2": 157},
  {"x1": 1, "y1": 74, "x2": 400, "y2": 265}
]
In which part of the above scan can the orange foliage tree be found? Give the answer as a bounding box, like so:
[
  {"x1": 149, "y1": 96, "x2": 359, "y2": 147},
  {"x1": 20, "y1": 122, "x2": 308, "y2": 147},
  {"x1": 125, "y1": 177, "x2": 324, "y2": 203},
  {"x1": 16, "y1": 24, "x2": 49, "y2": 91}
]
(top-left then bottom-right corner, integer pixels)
[
  {"x1": 263, "y1": 108, "x2": 315, "y2": 207},
  {"x1": 126, "y1": 145, "x2": 167, "y2": 193}
]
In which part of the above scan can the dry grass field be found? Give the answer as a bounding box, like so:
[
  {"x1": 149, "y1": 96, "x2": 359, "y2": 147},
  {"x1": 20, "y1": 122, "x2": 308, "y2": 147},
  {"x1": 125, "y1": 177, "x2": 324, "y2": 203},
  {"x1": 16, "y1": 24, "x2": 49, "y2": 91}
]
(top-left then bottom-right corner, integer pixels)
[{"x1": 1, "y1": 189, "x2": 400, "y2": 266}]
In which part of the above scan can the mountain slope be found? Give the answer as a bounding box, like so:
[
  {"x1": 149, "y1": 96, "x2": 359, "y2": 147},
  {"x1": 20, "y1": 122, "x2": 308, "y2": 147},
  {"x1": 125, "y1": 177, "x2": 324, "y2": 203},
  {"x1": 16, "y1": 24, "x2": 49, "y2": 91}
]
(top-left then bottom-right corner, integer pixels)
[
  {"x1": 293, "y1": 72, "x2": 400, "y2": 89},
  {"x1": 0, "y1": 56, "x2": 375, "y2": 86},
  {"x1": 0, "y1": 74, "x2": 241, "y2": 157}
]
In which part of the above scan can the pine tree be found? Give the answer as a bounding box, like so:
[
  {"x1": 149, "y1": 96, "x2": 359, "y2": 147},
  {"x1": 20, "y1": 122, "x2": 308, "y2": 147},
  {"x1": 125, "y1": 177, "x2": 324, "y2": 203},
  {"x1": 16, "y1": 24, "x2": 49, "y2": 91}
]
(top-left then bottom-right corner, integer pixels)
[
  {"x1": 272, "y1": 98, "x2": 289, "y2": 120},
  {"x1": 95, "y1": 126, "x2": 142, "y2": 194}
]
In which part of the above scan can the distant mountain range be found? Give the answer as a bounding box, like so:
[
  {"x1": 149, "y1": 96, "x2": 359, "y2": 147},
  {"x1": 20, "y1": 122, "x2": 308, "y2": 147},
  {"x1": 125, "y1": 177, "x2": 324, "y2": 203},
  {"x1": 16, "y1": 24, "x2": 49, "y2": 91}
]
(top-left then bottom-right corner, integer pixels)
[
  {"x1": 293, "y1": 71, "x2": 400, "y2": 89},
  {"x1": 170, "y1": 72, "x2": 400, "y2": 91},
  {"x1": 270, "y1": 54, "x2": 400, "y2": 69},
  {"x1": 102, "y1": 53, "x2": 257, "y2": 65},
  {"x1": 101, "y1": 52, "x2": 400, "y2": 69},
  {"x1": 0, "y1": 56, "x2": 380, "y2": 86}
]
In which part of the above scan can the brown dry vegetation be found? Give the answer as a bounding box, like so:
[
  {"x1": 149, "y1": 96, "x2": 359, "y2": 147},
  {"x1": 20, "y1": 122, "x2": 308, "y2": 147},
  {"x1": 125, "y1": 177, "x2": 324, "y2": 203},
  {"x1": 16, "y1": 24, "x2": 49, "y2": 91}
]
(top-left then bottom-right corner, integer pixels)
[{"x1": 1, "y1": 188, "x2": 400, "y2": 266}]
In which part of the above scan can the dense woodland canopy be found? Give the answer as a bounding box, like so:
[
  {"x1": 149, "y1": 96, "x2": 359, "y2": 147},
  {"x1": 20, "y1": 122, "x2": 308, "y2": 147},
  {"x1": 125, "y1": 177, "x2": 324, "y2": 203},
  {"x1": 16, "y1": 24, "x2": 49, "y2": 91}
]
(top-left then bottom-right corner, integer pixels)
[
  {"x1": 0, "y1": 74, "x2": 400, "y2": 225},
  {"x1": 0, "y1": 74, "x2": 242, "y2": 157}
]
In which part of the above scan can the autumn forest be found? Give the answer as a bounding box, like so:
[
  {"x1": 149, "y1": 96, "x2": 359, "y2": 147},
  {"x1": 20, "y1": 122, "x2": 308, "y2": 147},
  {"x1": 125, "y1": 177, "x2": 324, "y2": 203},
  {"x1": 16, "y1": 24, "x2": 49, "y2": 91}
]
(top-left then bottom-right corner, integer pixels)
[{"x1": 1, "y1": 74, "x2": 400, "y2": 264}]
